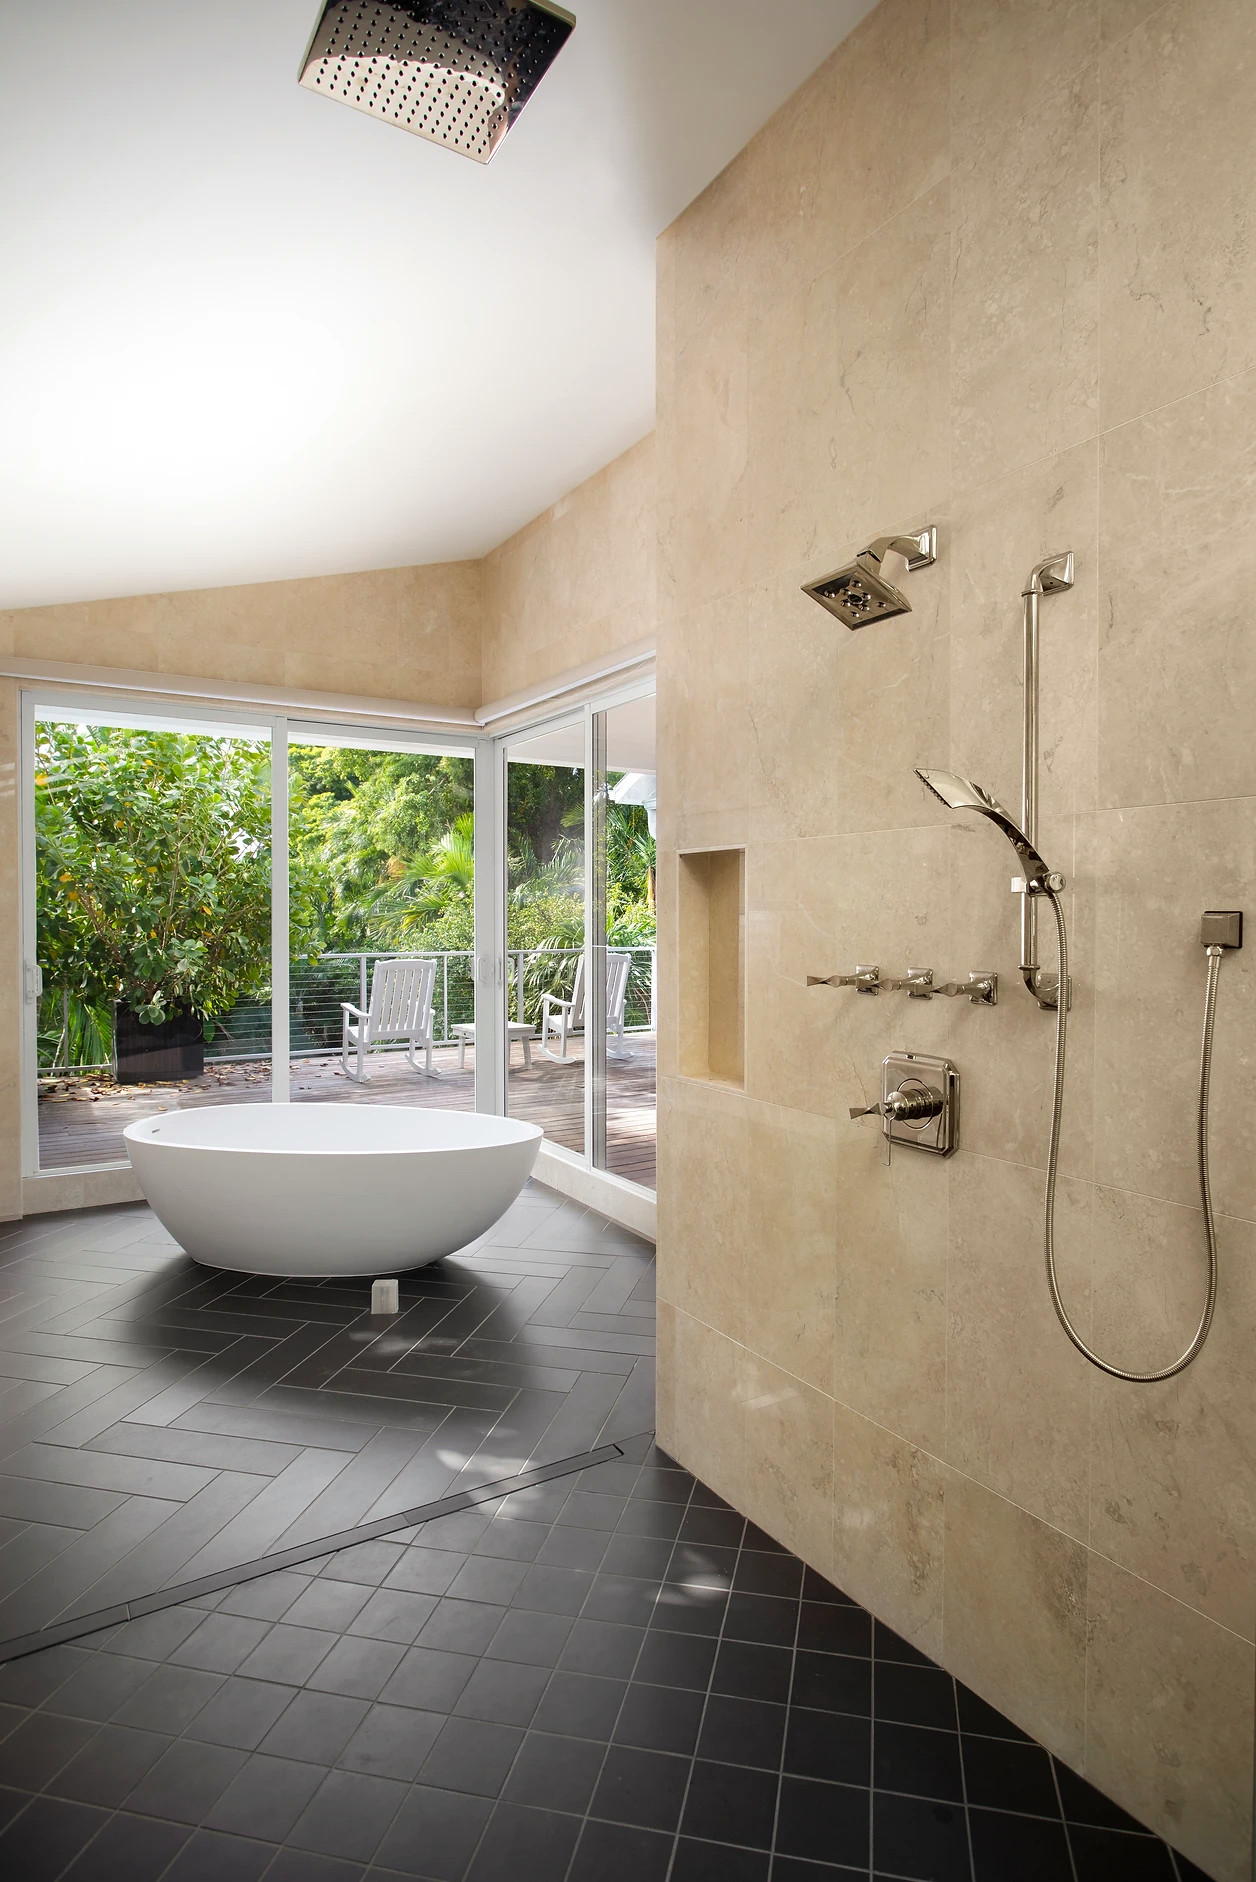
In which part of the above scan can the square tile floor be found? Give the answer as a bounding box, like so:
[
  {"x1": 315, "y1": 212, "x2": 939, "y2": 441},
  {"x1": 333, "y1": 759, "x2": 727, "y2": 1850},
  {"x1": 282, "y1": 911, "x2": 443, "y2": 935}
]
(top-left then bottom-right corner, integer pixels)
[
  {"x1": 0, "y1": 1432, "x2": 1211, "y2": 1881},
  {"x1": 0, "y1": 1184, "x2": 654, "y2": 1645}
]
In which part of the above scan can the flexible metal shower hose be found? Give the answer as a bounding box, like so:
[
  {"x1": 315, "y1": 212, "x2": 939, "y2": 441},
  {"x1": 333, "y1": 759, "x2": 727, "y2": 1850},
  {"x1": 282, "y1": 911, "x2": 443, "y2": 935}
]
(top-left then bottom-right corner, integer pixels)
[{"x1": 1042, "y1": 888, "x2": 1223, "y2": 1383}]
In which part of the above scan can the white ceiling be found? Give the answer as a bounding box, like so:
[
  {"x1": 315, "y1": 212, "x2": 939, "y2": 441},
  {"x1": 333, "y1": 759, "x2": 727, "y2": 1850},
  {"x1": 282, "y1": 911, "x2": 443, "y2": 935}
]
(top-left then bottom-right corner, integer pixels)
[{"x1": 0, "y1": 0, "x2": 873, "y2": 609}]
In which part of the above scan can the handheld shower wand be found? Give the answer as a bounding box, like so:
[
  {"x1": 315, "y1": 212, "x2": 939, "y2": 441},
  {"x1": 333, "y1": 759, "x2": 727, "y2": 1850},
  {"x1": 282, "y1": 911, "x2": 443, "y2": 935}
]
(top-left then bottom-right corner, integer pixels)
[{"x1": 916, "y1": 765, "x2": 1239, "y2": 1383}]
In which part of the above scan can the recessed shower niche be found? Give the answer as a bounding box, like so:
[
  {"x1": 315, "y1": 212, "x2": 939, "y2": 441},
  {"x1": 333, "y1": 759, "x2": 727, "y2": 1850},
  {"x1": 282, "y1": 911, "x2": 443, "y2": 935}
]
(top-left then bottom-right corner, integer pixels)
[{"x1": 677, "y1": 847, "x2": 745, "y2": 1087}]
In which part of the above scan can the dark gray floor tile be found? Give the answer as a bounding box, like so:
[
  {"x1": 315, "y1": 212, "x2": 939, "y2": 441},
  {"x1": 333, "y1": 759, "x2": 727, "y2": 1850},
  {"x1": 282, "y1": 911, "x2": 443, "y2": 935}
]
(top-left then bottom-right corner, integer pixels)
[
  {"x1": 614, "y1": 1680, "x2": 704, "y2": 1757},
  {"x1": 288, "y1": 1768, "x2": 408, "y2": 1862},
  {"x1": 970, "y1": 1805, "x2": 1070, "y2": 1880},
  {"x1": 444, "y1": 1557, "x2": 527, "y2": 1606},
  {"x1": 170, "y1": 1615, "x2": 272, "y2": 1676},
  {"x1": 204, "y1": 1751, "x2": 326, "y2": 1839},
  {"x1": 377, "y1": 1645, "x2": 476, "y2": 1713},
  {"x1": 876, "y1": 1720, "x2": 965, "y2": 1802},
  {"x1": 591, "y1": 1743, "x2": 689, "y2": 1832},
  {"x1": 697, "y1": 1693, "x2": 786, "y2": 1771},
  {"x1": 465, "y1": 1800, "x2": 581, "y2": 1882},
  {"x1": 305, "y1": 1637, "x2": 407, "y2": 1702},
  {"x1": 784, "y1": 1706, "x2": 871, "y2": 1788},
  {"x1": 215, "y1": 1573, "x2": 311, "y2": 1622},
  {"x1": 264, "y1": 1853, "x2": 364, "y2": 1882},
  {"x1": 372, "y1": 1784, "x2": 492, "y2": 1879},
  {"x1": 114, "y1": 1663, "x2": 225, "y2": 1734},
  {"x1": 0, "y1": 1643, "x2": 94, "y2": 1706},
  {"x1": 777, "y1": 1775, "x2": 870, "y2": 1869},
  {"x1": 160, "y1": 1827, "x2": 275, "y2": 1881},
  {"x1": 510, "y1": 1563, "x2": 592, "y2": 1616},
  {"x1": 418, "y1": 1716, "x2": 524, "y2": 1798},
  {"x1": 471, "y1": 1516, "x2": 548, "y2": 1562},
  {"x1": 280, "y1": 1580, "x2": 373, "y2": 1633},
  {"x1": 671, "y1": 1837, "x2": 769, "y2": 1882},
  {"x1": 49, "y1": 1722, "x2": 171, "y2": 1805},
  {"x1": 682, "y1": 1758, "x2": 778, "y2": 1849},
  {"x1": 535, "y1": 1523, "x2": 609, "y2": 1572},
  {"x1": 338, "y1": 1703, "x2": 444, "y2": 1781},
  {"x1": 1070, "y1": 1827, "x2": 1176, "y2": 1881},
  {"x1": 100, "y1": 1607, "x2": 206, "y2": 1661},
  {"x1": 0, "y1": 1710, "x2": 99, "y2": 1789},
  {"x1": 185, "y1": 1677, "x2": 295, "y2": 1751},
  {"x1": 531, "y1": 1670, "x2": 626, "y2": 1740},
  {"x1": 39, "y1": 1652, "x2": 154, "y2": 1721},
  {"x1": 503, "y1": 1730, "x2": 605, "y2": 1813},
  {"x1": 348, "y1": 1588, "x2": 438, "y2": 1646},
  {"x1": 320, "y1": 1542, "x2": 408, "y2": 1589},
  {"x1": 235, "y1": 1625, "x2": 337, "y2": 1685},
  {"x1": 381, "y1": 1547, "x2": 464, "y2": 1597},
  {"x1": 452, "y1": 1658, "x2": 549, "y2": 1727},
  {"x1": 258, "y1": 1690, "x2": 368, "y2": 1764},
  {"x1": 0, "y1": 1793, "x2": 111, "y2": 1881},
  {"x1": 484, "y1": 1607, "x2": 572, "y2": 1668},
  {"x1": 568, "y1": 1816, "x2": 673, "y2": 1881},
  {"x1": 61, "y1": 1809, "x2": 191, "y2": 1881},
  {"x1": 124, "y1": 1738, "x2": 249, "y2": 1823},
  {"x1": 414, "y1": 1599, "x2": 505, "y2": 1658}
]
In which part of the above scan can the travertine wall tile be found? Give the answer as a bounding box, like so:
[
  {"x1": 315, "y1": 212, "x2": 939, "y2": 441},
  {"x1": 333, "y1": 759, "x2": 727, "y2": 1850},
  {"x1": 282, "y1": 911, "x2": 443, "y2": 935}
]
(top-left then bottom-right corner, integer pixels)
[
  {"x1": 1099, "y1": 0, "x2": 1256, "y2": 430},
  {"x1": 1098, "y1": 370, "x2": 1256, "y2": 810},
  {"x1": 1088, "y1": 1191, "x2": 1256, "y2": 1639},
  {"x1": 744, "y1": 1101, "x2": 839, "y2": 1396},
  {"x1": 831, "y1": 1402, "x2": 946, "y2": 1660},
  {"x1": 946, "y1": 1153, "x2": 1093, "y2": 1537},
  {"x1": 1085, "y1": 1554, "x2": 1254, "y2": 1880},
  {"x1": 951, "y1": 63, "x2": 1099, "y2": 488},
  {"x1": 943, "y1": 1468, "x2": 1088, "y2": 1764},
  {"x1": 1091, "y1": 800, "x2": 1256, "y2": 1221},
  {"x1": 743, "y1": 1352, "x2": 834, "y2": 1577}
]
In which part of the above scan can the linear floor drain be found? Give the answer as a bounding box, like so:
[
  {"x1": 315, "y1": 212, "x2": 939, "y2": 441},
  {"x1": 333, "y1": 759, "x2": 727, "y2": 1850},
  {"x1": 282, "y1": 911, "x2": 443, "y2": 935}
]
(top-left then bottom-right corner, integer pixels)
[{"x1": 0, "y1": 1440, "x2": 629, "y2": 1666}]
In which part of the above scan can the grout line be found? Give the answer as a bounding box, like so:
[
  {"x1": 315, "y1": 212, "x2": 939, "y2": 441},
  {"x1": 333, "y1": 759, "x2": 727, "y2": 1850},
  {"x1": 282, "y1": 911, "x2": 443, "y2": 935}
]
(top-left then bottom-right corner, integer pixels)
[
  {"x1": 1051, "y1": 1753, "x2": 1082, "y2": 1882},
  {"x1": 0, "y1": 1438, "x2": 629, "y2": 1666},
  {"x1": 661, "y1": 1490, "x2": 748, "y2": 1882}
]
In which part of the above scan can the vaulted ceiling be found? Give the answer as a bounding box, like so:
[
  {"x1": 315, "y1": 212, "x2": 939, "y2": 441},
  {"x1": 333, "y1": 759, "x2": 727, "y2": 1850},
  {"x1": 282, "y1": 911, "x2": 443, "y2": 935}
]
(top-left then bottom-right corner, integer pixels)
[{"x1": 0, "y1": 0, "x2": 872, "y2": 607}]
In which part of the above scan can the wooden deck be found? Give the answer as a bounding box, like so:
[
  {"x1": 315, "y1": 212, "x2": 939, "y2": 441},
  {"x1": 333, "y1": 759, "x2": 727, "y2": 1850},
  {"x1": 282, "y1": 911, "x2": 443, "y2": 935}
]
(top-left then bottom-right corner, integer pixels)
[{"x1": 38, "y1": 1035, "x2": 657, "y2": 1191}]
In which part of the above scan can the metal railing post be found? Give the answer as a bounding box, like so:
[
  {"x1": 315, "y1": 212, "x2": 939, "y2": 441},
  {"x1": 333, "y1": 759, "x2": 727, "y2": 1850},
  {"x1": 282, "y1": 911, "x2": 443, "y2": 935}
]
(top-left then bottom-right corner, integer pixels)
[{"x1": 359, "y1": 953, "x2": 368, "y2": 1014}]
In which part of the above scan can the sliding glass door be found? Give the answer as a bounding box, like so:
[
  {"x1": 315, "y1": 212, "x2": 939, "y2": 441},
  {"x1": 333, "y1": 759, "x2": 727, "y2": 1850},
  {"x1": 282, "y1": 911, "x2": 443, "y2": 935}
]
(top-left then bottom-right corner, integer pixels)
[
  {"x1": 494, "y1": 682, "x2": 656, "y2": 1194},
  {"x1": 286, "y1": 727, "x2": 476, "y2": 1113},
  {"x1": 502, "y1": 718, "x2": 587, "y2": 1156}
]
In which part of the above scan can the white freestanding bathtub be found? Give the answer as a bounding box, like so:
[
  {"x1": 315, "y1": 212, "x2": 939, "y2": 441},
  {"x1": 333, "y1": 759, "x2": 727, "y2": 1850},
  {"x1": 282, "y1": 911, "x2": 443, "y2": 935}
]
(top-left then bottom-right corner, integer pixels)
[{"x1": 123, "y1": 1103, "x2": 542, "y2": 1277}]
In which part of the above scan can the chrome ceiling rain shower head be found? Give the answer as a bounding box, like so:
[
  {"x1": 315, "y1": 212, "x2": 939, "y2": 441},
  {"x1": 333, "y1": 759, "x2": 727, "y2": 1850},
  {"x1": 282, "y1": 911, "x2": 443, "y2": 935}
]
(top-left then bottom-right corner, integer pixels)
[
  {"x1": 915, "y1": 768, "x2": 1063, "y2": 889},
  {"x1": 299, "y1": 0, "x2": 575, "y2": 164},
  {"x1": 803, "y1": 526, "x2": 937, "y2": 629}
]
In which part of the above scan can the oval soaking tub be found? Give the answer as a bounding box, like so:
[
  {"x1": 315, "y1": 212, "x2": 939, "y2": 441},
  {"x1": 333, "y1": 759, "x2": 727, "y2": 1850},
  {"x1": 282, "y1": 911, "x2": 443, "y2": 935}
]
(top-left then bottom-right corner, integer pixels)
[{"x1": 124, "y1": 1103, "x2": 543, "y2": 1277}]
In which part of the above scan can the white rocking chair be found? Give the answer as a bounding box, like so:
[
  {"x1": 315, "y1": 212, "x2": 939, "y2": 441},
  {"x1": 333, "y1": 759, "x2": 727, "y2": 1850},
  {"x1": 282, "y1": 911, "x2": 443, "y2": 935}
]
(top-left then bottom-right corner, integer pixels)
[
  {"x1": 341, "y1": 957, "x2": 438, "y2": 1082},
  {"x1": 540, "y1": 951, "x2": 632, "y2": 1058}
]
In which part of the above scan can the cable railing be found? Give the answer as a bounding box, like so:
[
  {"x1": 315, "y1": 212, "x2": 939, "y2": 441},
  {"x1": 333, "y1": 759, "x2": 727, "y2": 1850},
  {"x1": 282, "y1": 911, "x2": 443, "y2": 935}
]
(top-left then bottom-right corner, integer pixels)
[{"x1": 38, "y1": 946, "x2": 657, "y2": 1073}]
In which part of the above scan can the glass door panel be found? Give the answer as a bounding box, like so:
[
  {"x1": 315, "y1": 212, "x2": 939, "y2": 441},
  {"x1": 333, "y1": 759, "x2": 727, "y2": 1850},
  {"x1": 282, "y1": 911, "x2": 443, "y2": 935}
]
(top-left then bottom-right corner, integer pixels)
[
  {"x1": 595, "y1": 692, "x2": 657, "y2": 1190},
  {"x1": 33, "y1": 705, "x2": 272, "y2": 1172},
  {"x1": 504, "y1": 721, "x2": 586, "y2": 1155},
  {"x1": 287, "y1": 729, "x2": 476, "y2": 1111}
]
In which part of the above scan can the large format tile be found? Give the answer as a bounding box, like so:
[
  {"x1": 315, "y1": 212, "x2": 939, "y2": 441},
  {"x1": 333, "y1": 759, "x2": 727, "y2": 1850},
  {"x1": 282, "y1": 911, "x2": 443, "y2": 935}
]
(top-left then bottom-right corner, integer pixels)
[
  {"x1": 1091, "y1": 801, "x2": 1256, "y2": 1223},
  {"x1": 945, "y1": 1151, "x2": 1093, "y2": 1538},
  {"x1": 1088, "y1": 1191, "x2": 1256, "y2": 1639},
  {"x1": 943, "y1": 1465, "x2": 1088, "y2": 1766},
  {"x1": 0, "y1": 1186, "x2": 655, "y2": 1645},
  {"x1": 951, "y1": 60, "x2": 1099, "y2": 489},
  {"x1": 1085, "y1": 1552, "x2": 1254, "y2": 1882},
  {"x1": 1099, "y1": 0, "x2": 1256, "y2": 429},
  {"x1": 831, "y1": 1401, "x2": 945, "y2": 1661},
  {"x1": 1098, "y1": 369, "x2": 1256, "y2": 810}
]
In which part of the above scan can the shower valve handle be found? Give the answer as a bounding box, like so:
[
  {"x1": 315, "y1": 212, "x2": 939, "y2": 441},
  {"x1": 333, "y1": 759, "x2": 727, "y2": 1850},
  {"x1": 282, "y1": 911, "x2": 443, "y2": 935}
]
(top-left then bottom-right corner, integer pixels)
[
  {"x1": 808, "y1": 965, "x2": 880, "y2": 994},
  {"x1": 850, "y1": 1085, "x2": 944, "y2": 1125}
]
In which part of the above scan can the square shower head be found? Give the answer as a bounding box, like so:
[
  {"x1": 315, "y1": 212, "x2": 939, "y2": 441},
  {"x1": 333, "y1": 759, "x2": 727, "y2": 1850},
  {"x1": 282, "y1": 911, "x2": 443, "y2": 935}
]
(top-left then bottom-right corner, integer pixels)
[{"x1": 298, "y1": 0, "x2": 575, "y2": 164}]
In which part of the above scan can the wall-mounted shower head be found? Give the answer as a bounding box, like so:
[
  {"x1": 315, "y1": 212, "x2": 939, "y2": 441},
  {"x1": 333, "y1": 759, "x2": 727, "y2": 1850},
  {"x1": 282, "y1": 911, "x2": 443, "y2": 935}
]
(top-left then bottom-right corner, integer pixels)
[
  {"x1": 803, "y1": 526, "x2": 937, "y2": 629},
  {"x1": 299, "y1": 0, "x2": 575, "y2": 164},
  {"x1": 915, "y1": 768, "x2": 1064, "y2": 888}
]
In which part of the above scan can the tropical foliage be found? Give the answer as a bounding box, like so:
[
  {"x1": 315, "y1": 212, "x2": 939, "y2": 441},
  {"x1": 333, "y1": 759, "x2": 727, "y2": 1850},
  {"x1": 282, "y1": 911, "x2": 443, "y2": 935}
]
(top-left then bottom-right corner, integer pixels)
[{"x1": 36, "y1": 727, "x2": 656, "y2": 1066}]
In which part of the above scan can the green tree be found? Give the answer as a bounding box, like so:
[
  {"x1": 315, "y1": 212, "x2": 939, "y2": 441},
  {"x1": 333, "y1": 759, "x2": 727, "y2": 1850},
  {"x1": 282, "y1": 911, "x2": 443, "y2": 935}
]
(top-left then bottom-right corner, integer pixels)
[{"x1": 36, "y1": 724, "x2": 273, "y2": 1039}]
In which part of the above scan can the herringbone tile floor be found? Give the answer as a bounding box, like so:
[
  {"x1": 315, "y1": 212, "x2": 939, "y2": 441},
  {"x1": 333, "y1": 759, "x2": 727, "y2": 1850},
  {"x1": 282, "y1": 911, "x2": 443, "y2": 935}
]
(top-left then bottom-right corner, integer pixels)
[{"x1": 0, "y1": 1184, "x2": 655, "y2": 1651}]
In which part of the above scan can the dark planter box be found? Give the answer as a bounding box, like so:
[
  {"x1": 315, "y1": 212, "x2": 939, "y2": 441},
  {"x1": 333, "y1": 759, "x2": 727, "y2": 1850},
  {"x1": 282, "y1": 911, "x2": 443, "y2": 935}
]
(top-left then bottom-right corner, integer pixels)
[{"x1": 115, "y1": 1007, "x2": 204, "y2": 1084}]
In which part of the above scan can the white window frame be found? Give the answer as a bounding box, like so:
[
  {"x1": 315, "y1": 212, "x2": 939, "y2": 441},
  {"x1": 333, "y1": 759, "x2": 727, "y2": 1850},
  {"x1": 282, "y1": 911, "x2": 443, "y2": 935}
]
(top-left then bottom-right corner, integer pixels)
[{"x1": 18, "y1": 688, "x2": 489, "y2": 1180}]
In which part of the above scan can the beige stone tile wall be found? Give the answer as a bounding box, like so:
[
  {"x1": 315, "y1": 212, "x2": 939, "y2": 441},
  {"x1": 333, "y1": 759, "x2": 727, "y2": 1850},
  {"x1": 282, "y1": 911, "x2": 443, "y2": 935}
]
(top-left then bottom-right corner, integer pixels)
[
  {"x1": 480, "y1": 434, "x2": 656, "y2": 703},
  {"x1": 654, "y1": 0, "x2": 1256, "y2": 1874},
  {"x1": 0, "y1": 560, "x2": 484, "y2": 710}
]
